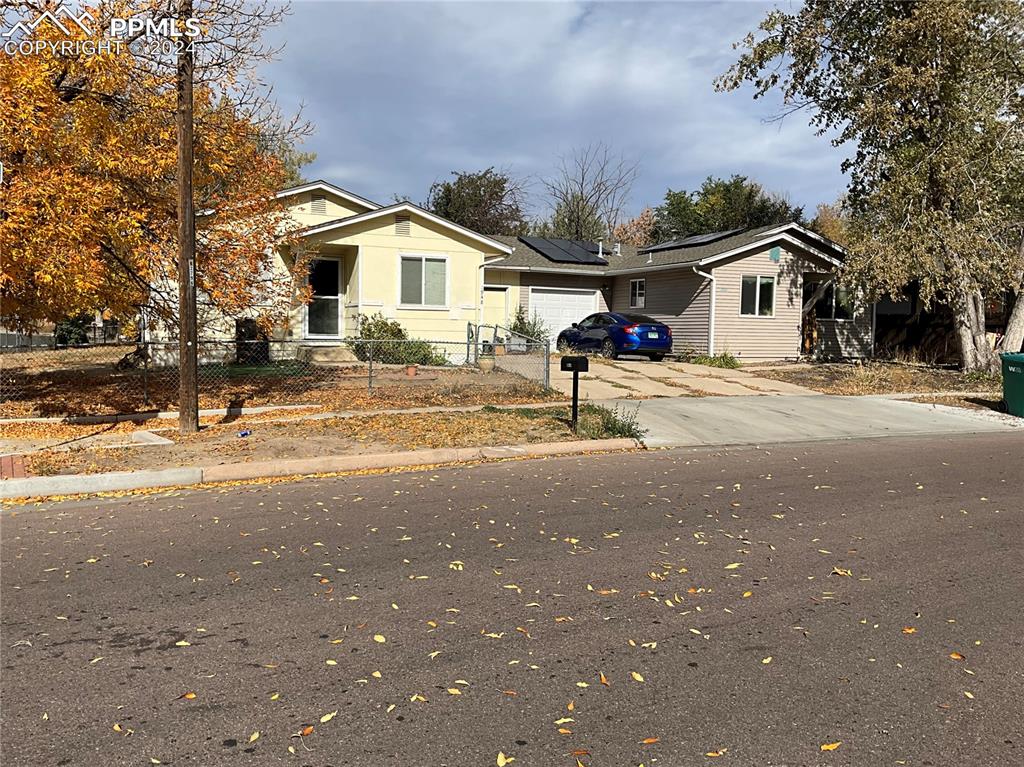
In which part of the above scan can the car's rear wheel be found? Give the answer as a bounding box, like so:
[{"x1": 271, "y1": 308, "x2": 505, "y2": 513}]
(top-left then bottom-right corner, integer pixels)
[
  {"x1": 648, "y1": 354, "x2": 665, "y2": 362},
  {"x1": 601, "y1": 339, "x2": 617, "y2": 359}
]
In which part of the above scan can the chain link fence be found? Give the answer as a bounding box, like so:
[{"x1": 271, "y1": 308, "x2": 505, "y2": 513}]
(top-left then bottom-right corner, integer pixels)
[{"x1": 1, "y1": 330, "x2": 551, "y2": 418}]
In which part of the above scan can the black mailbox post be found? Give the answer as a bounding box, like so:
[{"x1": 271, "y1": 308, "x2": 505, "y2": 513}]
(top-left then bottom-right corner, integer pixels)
[{"x1": 560, "y1": 356, "x2": 589, "y2": 432}]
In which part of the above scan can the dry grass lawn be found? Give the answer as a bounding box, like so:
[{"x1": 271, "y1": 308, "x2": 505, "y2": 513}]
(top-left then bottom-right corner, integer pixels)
[
  {"x1": 24, "y1": 407, "x2": 581, "y2": 476},
  {"x1": 754, "y1": 361, "x2": 1003, "y2": 396}
]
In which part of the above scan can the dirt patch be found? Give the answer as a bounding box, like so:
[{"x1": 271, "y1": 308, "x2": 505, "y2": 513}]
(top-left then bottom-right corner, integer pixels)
[
  {"x1": 755, "y1": 362, "x2": 1002, "y2": 396},
  {"x1": 25, "y1": 408, "x2": 580, "y2": 476},
  {"x1": 908, "y1": 394, "x2": 1007, "y2": 413},
  {"x1": 1, "y1": 362, "x2": 558, "y2": 418}
]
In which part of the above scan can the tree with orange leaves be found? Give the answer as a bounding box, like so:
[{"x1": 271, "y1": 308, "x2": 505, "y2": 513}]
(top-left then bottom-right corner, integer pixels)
[{"x1": 0, "y1": 1, "x2": 311, "y2": 335}]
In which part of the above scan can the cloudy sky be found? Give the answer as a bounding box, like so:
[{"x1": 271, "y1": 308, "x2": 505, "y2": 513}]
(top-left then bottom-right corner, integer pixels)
[{"x1": 264, "y1": 1, "x2": 848, "y2": 220}]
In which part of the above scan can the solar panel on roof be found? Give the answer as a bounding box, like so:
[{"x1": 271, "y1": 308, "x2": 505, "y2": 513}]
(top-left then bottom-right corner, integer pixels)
[
  {"x1": 518, "y1": 236, "x2": 608, "y2": 265},
  {"x1": 639, "y1": 238, "x2": 686, "y2": 253},
  {"x1": 640, "y1": 228, "x2": 746, "y2": 253},
  {"x1": 678, "y1": 228, "x2": 745, "y2": 246}
]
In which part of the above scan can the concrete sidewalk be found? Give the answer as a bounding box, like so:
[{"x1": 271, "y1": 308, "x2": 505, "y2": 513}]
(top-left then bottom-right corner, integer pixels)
[
  {"x1": 609, "y1": 394, "x2": 1023, "y2": 447},
  {"x1": 549, "y1": 357, "x2": 817, "y2": 399}
]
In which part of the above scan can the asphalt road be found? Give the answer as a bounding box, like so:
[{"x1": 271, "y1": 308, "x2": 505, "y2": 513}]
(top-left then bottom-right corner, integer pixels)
[{"x1": 2, "y1": 432, "x2": 1022, "y2": 767}]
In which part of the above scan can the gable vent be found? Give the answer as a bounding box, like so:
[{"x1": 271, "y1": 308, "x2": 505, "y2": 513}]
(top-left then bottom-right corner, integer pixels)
[
  {"x1": 395, "y1": 214, "x2": 411, "y2": 235},
  {"x1": 311, "y1": 194, "x2": 327, "y2": 215}
]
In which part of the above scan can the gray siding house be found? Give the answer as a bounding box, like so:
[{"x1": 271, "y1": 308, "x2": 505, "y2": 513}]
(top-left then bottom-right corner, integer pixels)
[{"x1": 485, "y1": 224, "x2": 873, "y2": 362}]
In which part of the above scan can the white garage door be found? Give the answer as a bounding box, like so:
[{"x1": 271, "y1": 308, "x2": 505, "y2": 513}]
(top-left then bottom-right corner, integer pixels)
[{"x1": 529, "y1": 288, "x2": 599, "y2": 336}]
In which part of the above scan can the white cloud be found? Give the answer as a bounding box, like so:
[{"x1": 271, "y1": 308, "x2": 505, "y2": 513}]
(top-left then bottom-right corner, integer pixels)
[{"x1": 264, "y1": 1, "x2": 850, "y2": 216}]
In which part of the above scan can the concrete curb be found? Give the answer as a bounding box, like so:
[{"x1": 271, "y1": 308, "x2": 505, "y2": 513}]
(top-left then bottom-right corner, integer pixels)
[
  {"x1": 0, "y1": 438, "x2": 642, "y2": 500},
  {"x1": 1, "y1": 467, "x2": 203, "y2": 499}
]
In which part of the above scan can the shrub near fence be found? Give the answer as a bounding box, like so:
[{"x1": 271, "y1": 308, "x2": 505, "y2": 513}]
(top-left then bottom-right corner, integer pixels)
[{"x1": 0, "y1": 336, "x2": 551, "y2": 418}]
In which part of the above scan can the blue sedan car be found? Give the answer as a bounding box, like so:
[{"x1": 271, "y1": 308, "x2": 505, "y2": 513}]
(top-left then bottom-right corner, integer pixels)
[{"x1": 556, "y1": 312, "x2": 673, "y2": 361}]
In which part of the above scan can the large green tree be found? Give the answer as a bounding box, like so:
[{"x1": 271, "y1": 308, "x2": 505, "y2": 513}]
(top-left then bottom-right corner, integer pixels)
[
  {"x1": 718, "y1": 0, "x2": 1024, "y2": 369},
  {"x1": 425, "y1": 167, "x2": 528, "y2": 235},
  {"x1": 653, "y1": 175, "x2": 803, "y2": 242}
]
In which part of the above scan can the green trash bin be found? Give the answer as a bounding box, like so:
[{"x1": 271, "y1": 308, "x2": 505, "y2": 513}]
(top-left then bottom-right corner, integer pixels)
[{"x1": 1001, "y1": 352, "x2": 1024, "y2": 417}]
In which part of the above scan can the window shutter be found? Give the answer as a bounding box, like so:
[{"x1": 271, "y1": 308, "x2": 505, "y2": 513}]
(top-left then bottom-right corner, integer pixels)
[
  {"x1": 395, "y1": 214, "x2": 411, "y2": 235},
  {"x1": 311, "y1": 194, "x2": 327, "y2": 215}
]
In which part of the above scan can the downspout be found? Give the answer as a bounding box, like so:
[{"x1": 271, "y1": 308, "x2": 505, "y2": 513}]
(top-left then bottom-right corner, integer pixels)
[
  {"x1": 693, "y1": 266, "x2": 715, "y2": 355},
  {"x1": 477, "y1": 260, "x2": 488, "y2": 328}
]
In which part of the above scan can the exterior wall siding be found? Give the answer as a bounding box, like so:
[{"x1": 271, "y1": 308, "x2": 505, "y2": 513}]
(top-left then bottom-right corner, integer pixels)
[
  {"x1": 305, "y1": 212, "x2": 503, "y2": 343},
  {"x1": 816, "y1": 316, "x2": 874, "y2": 358},
  {"x1": 282, "y1": 190, "x2": 374, "y2": 229},
  {"x1": 712, "y1": 247, "x2": 812, "y2": 361},
  {"x1": 610, "y1": 270, "x2": 711, "y2": 354}
]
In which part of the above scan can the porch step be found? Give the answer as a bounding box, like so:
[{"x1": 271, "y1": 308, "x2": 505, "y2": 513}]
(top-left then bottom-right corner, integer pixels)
[{"x1": 297, "y1": 345, "x2": 359, "y2": 365}]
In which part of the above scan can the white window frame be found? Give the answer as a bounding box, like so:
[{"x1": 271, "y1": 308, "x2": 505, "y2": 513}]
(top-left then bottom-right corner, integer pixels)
[
  {"x1": 397, "y1": 253, "x2": 449, "y2": 311},
  {"x1": 739, "y1": 274, "x2": 777, "y2": 318},
  {"x1": 629, "y1": 278, "x2": 646, "y2": 309},
  {"x1": 815, "y1": 282, "x2": 858, "y2": 323},
  {"x1": 304, "y1": 255, "x2": 344, "y2": 340}
]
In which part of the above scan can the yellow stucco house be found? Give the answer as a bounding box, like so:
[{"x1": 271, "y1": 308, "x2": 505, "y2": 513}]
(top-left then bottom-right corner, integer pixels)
[
  {"x1": 273, "y1": 181, "x2": 510, "y2": 348},
  {"x1": 255, "y1": 180, "x2": 869, "y2": 362}
]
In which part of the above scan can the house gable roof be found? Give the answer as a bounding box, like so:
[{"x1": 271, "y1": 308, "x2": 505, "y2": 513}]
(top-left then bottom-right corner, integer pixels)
[
  {"x1": 485, "y1": 236, "x2": 634, "y2": 273},
  {"x1": 484, "y1": 223, "x2": 844, "y2": 276},
  {"x1": 298, "y1": 202, "x2": 513, "y2": 254},
  {"x1": 276, "y1": 180, "x2": 380, "y2": 212},
  {"x1": 617, "y1": 222, "x2": 844, "y2": 272}
]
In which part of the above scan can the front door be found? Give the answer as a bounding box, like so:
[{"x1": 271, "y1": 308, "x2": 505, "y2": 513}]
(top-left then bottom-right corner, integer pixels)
[
  {"x1": 483, "y1": 286, "x2": 509, "y2": 327},
  {"x1": 306, "y1": 258, "x2": 342, "y2": 338}
]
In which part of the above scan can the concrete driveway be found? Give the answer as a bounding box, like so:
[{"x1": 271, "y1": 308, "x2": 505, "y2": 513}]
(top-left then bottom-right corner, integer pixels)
[
  {"x1": 611, "y1": 394, "x2": 1023, "y2": 447},
  {"x1": 549, "y1": 357, "x2": 815, "y2": 399}
]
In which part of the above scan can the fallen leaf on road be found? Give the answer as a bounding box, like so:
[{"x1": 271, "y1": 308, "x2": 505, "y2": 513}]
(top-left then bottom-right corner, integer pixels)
[
  {"x1": 178, "y1": 691, "x2": 197, "y2": 700},
  {"x1": 631, "y1": 671, "x2": 645, "y2": 682},
  {"x1": 496, "y1": 752, "x2": 515, "y2": 766},
  {"x1": 820, "y1": 742, "x2": 841, "y2": 751},
  {"x1": 249, "y1": 731, "x2": 259, "y2": 743},
  {"x1": 599, "y1": 671, "x2": 610, "y2": 686},
  {"x1": 724, "y1": 563, "x2": 742, "y2": 569},
  {"x1": 902, "y1": 627, "x2": 917, "y2": 634},
  {"x1": 964, "y1": 691, "x2": 975, "y2": 699},
  {"x1": 174, "y1": 640, "x2": 190, "y2": 647},
  {"x1": 373, "y1": 634, "x2": 386, "y2": 643},
  {"x1": 642, "y1": 737, "x2": 659, "y2": 744},
  {"x1": 705, "y1": 748, "x2": 727, "y2": 757},
  {"x1": 762, "y1": 656, "x2": 772, "y2": 665},
  {"x1": 949, "y1": 651, "x2": 965, "y2": 661},
  {"x1": 830, "y1": 567, "x2": 852, "y2": 577},
  {"x1": 320, "y1": 710, "x2": 337, "y2": 723}
]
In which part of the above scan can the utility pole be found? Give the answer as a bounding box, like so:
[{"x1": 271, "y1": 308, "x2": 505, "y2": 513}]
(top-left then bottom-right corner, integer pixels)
[{"x1": 176, "y1": 0, "x2": 199, "y2": 434}]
